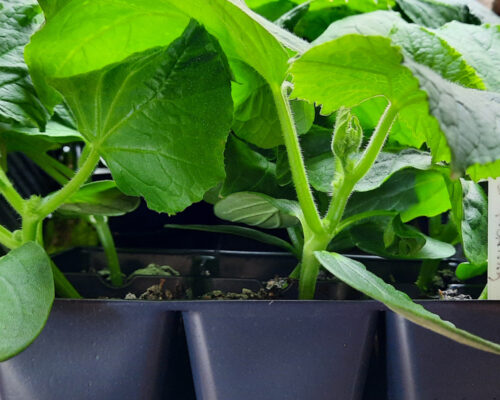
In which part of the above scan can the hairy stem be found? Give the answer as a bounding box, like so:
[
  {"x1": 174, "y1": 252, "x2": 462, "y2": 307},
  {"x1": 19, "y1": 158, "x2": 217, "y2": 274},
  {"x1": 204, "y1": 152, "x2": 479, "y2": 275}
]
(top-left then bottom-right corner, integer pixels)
[
  {"x1": 299, "y1": 228, "x2": 331, "y2": 299},
  {"x1": 272, "y1": 83, "x2": 324, "y2": 235},
  {"x1": 0, "y1": 165, "x2": 25, "y2": 216},
  {"x1": 37, "y1": 146, "x2": 100, "y2": 219},
  {"x1": 325, "y1": 103, "x2": 399, "y2": 234},
  {"x1": 0, "y1": 225, "x2": 19, "y2": 249},
  {"x1": 27, "y1": 152, "x2": 74, "y2": 186},
  {"x1": 89, "y1": 215, "x2": 123, "y2": 286}
]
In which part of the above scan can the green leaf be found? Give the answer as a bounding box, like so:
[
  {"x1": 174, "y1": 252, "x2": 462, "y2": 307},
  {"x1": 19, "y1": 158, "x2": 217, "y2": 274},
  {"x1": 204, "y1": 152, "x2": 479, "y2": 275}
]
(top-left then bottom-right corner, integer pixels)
[
  {"x1": 165, "y1": 223, "x2": 297, "y2": 255},
  {"x1": 248, "y1": 0, "x2": 298, "y2": 20},
  {"x1": 405, "y1": 60, "x2": 500, "y2": 179},
  {"x1": 50, "y1": 22, "x2": 233, "y2": 214},
  {"x1": 57, "y1": 181, "x2": 140, "y2": 217},
  {"x1": 395, "y1": 0, "x2": 482, "y2": 28},
  {"x1": 315, "y1": 251, "x2": 500, "y2": 355},
  {"x1": 275, "y1": 2, "x2": 310, "y2": 31},
  {"x1": 449, "y1": 179, "x2": 487, "y2": 280},
  {"x1": 222, "y1": 135, "x2": 290, "y2": 198},
  {"x1": 434, "y1": 22, "x2": 500, "y2": 92},
  {"x1": 350, "y1": 215, "x2": 455, "y2": 259},
  {"x1": 400, "y1": 169, "x2": 451, "y2": 222},
  {"x1": 355, "y1": 149, "x2": 433, "y2": 192},
  {"x1": 290, "y1": 35, "x2": 445, "y2": 159},
  {"x1": 293, "y1": 0, "x2": 394, "y2": 41},
  {"x1": 0, "y1": 242, "x2": 54, "y2": 361},
  {"x1": 231, "y1": 60, "x2": 314, "y2": 148},
  {"x1": 0, "y1": 0, "x2": 48, "y2": 128},
  {"x1": 314, "y1": 11, "x2": 485, "y2": 90},
  {"x1": 345, "y1": 169, "x2": 451, "y2": 221},
  {"x1": 308, "y1": 149, "x2": 433, "y2": 193},
  {"x1": 25, "y1": 0, "x2": 293, "y2": 110},
  {"x1": 214, "y1": 192, "x2": 301, "y2": 228},
  {"x1": 0, "y1": 121, "x2": 83, "y2": 154}
]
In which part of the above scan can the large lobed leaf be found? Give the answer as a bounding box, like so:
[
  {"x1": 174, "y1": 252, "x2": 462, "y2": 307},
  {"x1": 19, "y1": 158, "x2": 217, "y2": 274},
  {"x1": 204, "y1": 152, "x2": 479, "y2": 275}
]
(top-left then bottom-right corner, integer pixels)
[
  {"x1": 26, "y1": 0, "x2": 295, "y2": 110},
  {"x1": 50, "y1": 22, "x2": 233, "y2": 214},
  {"x1": 0, "y1": 242, "x2": 54, "y2": 361},
  {"x1": 395, "y1": 0, "x2": 500, "y2": 28},
  {"x1": 291, "y1": 34, "x2": 500, "y2": 180},
  {"x1": 315, "y1": 251, "x2": 500, "y2": 355}
]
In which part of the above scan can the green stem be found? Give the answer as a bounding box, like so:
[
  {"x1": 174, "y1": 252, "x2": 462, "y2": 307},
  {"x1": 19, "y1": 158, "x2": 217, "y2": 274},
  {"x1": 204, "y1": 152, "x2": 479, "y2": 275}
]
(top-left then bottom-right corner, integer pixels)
[
  {"x1": 51, "y1": 261, "x2": 82, "y2": 299},
  {"x1": 271, "y1": 83, "x2": 324, "y2": 235},
  {"x1": 325, "y1": 103, "x2": 399, "y2": 234},
  {"x1": 351, "y1": 103, "x2": 399, "y2": 182},
  {"x1": 27, "y1": 152, "x2": 74, "y2": 186},
  {"x1": 298, "y1": 228, "x2": 331, "y2": 299},
  {"x1": 37, "y1": 146, "x2": 100, "y2": 219},
  {"x1": 0, "y1": 165, "x2": 25, "y2": 216},
  {"x1": 22, "y1": 217, "x2": 40, "y2": 244},
  {"x1": 0, "y1": 225, "x2": 20, "y2": 249},
  {"x1": 416, "y1": 259, "x2": 440, "y2": 293},
  {"x1": 89, "y1": 215, "x2": 123, "y2": 286}
]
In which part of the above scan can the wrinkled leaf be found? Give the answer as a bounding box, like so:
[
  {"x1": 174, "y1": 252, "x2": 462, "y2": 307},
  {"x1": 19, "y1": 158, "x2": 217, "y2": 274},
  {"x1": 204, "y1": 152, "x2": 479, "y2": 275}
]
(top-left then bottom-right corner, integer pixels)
[
  {"x1": 395, "y1": 0, "x2": 482, "y2": 28},
  {"x1": 50, "y1": 22, "x2": 233, "y2": 214},
  {"x1": 57, "y1": 181, "x2": 140, "y2": 217},
  {"x1": 0, "y1": 242, "x2": 54, "y2": 361},
  {"x1": 314, "y1": 11, "x2": 485, "y2": 90},
  {"x1": 0, "y1": 0, "x2": 48, "y2": 128},
  {"x1": 315, "y1": 251, "x2": 500, "y2": 355},
  {"x1": 405, "y1": 60, "x2": 500, "y2": 179},
  {"x1": 214, "y1": 192, "x2": 301, "y2": 228},
  {"x1": 434, "y1": 22, "x2": 500, "y2": 92}
]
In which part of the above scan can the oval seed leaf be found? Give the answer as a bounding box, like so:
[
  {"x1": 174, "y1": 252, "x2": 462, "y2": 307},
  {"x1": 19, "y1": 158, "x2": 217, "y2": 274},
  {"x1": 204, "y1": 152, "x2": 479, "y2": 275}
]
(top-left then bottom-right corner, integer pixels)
[
  {"x1": 50, "y1": 22, "x2": 233, "y2": 214},
  {"x1": 57, "y1": 181, "x2": 140, "y2": 217},
  {"x1": 0, "y1": 242, "x2": 54, "y2": 361},
  {"x1": 214, "y1": 192, "x2": 301, "y2": 229},
  {"x1": 315, "y1": 251, "x2": 500, "y2": 355}
]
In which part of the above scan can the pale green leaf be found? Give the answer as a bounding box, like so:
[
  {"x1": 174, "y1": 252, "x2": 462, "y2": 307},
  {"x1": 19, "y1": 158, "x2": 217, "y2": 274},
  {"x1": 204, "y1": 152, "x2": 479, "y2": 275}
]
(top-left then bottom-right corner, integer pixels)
[
  {"x1": 314, "y1": 11, "x2": 485, "y2": 89},
  {"x1": 290, "y1": 35, "x2": 446, "y2": 159},
  {"x1": 214, "y1": 192, "x2": 301, "y2": 228},
  {"x1": 315, "y1": 251, "x2": 500, "y2": 355},
  {"x1": 0, "y1": 242, "x2": 54, "y2": 361},
  {"x1": 25, "y1": 0, "x2": 294, "y2": 109}
]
